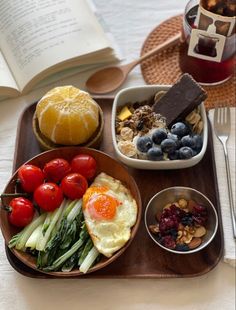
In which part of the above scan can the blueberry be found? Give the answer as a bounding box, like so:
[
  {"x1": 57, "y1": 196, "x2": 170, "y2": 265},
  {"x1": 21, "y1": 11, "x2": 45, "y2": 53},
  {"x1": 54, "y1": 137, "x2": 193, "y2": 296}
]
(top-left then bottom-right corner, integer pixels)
[
  {"x1": 147, "y1": 147, "x2": 163, "y2": 161},
  {"x1": 179, "y1": 146, "x2": 194, "y2": 159},
  {"x1": 167, "y1": 133, "x2": 182, "y2": 149},
  {"x1": 192, "y1": 149, "x2": 198, "y2": 156},
  {"x1": 169, "y1": 150, "x2": 180, "y2": 160},
  {"x1": 152, "y1": 128, "x2": 167, "y2": 145},
  {"x1": 171, "y1": 122, "x2": 190, "y2": 138},
  {"x1": 181, "y1": 135, "x2": 196, "y2": 148},
  {"x1": 136, "y1": 136, "x2": 152, "y2": 153},
  {"x1": 169, "y1": 228, "x2": 178, "y2": 239},
  {"x1": 161, "y1": 138, "x2": 177, "y2": 154},
  {"x1": 181, "y1": 214, "x2": 193, "y2": 226},
  {"x1": 192, "y1": 134, "x2": 203, "y2": 150},
  {"x1": 175, "y1": 244, "x2": 189, "y2": 251}
]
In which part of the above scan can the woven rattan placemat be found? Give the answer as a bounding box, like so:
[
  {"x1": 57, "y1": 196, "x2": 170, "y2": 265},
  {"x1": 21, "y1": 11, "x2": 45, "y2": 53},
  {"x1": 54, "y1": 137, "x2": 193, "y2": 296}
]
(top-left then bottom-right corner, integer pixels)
[{"x1": 140, "y1": 15, "x2": 236, "y2": 110}]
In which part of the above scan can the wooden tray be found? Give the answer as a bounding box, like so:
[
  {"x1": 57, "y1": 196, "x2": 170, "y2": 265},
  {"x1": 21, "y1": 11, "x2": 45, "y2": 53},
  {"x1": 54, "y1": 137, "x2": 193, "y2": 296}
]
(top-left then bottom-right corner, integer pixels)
[{"x1": 5, "y1": 98, "x2": 223, "y2": 278}]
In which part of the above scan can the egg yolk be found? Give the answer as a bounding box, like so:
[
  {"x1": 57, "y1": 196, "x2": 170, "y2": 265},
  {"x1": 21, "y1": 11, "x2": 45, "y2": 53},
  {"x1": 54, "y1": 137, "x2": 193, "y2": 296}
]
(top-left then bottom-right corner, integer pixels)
[
  {"x1": 83, "y1": 186, "x2": 108, "y2": 206},
  {"x1": 87, "y1": 193, "x2": 119, "y2": 220}
]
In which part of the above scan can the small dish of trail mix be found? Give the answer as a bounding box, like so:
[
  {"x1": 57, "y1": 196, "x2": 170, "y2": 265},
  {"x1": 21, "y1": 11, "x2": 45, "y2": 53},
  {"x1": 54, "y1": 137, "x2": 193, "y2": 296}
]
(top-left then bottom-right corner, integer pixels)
[
  {"x1": 111, "y1": 80, "x2": 208, "y2": 169},
  {"x1": 145, "y1": 187, "x2": 218, "y2": 254}
]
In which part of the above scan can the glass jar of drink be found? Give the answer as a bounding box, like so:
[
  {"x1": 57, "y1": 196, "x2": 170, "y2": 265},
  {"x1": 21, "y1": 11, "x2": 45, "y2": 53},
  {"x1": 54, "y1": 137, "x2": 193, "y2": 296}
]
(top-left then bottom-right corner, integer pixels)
[{"x1": 179, "y1": 0, "x2": 236, "y2": 84}]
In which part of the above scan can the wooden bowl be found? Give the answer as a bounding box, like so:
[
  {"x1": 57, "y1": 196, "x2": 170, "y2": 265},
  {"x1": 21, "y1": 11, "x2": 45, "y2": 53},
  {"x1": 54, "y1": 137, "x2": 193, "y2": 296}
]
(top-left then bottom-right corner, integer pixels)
[
  {"x1": 32, "y1": 105, "x2": 104, "y2": 151},
  {"x1": 0, "y1": 147, "x2": 142, "y2": 277}
]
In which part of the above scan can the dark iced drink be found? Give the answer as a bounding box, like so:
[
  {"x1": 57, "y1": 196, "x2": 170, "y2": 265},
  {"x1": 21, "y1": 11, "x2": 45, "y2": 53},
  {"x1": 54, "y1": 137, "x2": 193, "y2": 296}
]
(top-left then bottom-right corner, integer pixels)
[{"x1": 179, "y1": 0, "x2": 235, "y2": 84}]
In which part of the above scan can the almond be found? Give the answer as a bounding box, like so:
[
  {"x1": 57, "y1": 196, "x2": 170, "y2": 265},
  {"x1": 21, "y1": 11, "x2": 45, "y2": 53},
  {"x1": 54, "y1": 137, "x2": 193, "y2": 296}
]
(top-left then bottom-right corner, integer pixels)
[{"x1": 188, "y1": 237, "x2": 202, "y2": 249}]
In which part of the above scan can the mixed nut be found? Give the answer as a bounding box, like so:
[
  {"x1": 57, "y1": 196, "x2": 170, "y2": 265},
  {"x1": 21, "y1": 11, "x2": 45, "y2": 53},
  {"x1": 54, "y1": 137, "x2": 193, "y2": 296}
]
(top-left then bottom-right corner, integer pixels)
[
  {"x1": 148, "y1": 198, "x2": 208, "y2": 251},
  {"x1": 115, "y1": 91, "x2": 203, "y2": 161}
]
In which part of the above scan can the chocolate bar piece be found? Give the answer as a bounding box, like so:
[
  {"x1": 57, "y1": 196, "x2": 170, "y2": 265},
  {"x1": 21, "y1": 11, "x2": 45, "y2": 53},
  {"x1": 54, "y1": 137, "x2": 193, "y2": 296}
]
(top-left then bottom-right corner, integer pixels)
[{"x1": 152, "y1": 74, "x2": 207, "y2": 127}]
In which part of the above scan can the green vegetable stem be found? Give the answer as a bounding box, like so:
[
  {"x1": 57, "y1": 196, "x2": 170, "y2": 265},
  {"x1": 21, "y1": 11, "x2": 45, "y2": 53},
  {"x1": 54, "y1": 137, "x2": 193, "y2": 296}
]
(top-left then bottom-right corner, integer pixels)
[
  {"x1": 9, "y1": 213, "x2": 47, "y2": 251},
  {"x1": 43, "y1": 222, "x2": 89, "y2": 271},
  {"x1": 8, "y1": 197, "x2": 101, "y2": 274}
]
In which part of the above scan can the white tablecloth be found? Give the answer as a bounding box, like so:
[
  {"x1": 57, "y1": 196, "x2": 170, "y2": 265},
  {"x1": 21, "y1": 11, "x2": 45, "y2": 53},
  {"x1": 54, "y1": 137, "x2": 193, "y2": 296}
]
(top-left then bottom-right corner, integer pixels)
[{"x1": 0, "y1": 1, "x2": 235, "y2": 309}]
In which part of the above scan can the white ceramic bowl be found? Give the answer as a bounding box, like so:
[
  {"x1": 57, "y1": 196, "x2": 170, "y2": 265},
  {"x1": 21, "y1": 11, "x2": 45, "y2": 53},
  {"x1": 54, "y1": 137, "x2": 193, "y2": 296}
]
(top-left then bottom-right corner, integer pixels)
[{"x1": 111, "y1": 85, "x2": 208, "y2": 170}]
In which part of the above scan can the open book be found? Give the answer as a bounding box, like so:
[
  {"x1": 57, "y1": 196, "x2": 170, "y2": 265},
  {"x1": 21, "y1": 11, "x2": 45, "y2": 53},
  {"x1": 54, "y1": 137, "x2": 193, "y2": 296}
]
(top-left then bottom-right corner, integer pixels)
[{"x1": 0, "y1": 0, "x2": 119, "y2": 98}]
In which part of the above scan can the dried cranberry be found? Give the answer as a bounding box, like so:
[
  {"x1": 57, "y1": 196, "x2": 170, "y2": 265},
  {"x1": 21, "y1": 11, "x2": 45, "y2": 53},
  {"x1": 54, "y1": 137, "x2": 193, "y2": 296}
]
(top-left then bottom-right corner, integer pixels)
[
  {"x1": 159, "y1": 217, "x2": 178, "y2": 233},
  {"x1": 161, "y1": 235, "x2": 176, "y2": 249},
  {"x1": 161, "y1": 208, "x2": 173, "y2": 218},
  {"x1": 171, "y1": 205, "x2": 186, "y2": 218},
  {"x1": 192, "y1": 204, "x2": 208, "y2": 225},
  {"x1": 193, "y1": 214, "x2": 207, "y2": 225},
  {"x1": 192, "y1": 204, "x2": 207, "y2": 215}
]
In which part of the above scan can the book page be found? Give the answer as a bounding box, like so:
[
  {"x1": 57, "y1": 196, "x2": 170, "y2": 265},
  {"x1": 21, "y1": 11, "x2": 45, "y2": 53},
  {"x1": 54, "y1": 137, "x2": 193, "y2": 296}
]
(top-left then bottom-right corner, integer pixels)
[
  {"x1": 0, "y1": 51, "x2": 19, "y2": 91},
  {"x1": 0, "y1": 0, "x2": 113, "y2": 91}
]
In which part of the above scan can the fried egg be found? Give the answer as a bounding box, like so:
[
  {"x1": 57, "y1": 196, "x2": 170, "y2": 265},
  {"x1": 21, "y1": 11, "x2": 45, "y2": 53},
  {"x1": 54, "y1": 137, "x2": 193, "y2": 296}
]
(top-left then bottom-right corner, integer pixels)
[{"x1": 82, "y1": 172, "x2": 137, "y2": 257}]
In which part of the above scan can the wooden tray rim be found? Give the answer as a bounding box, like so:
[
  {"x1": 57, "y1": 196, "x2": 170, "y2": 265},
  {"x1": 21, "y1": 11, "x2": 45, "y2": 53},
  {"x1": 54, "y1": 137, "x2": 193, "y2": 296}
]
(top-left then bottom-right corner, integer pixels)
[{"x1": 4, "y1": 99, "x2": 224, "y2": 279}]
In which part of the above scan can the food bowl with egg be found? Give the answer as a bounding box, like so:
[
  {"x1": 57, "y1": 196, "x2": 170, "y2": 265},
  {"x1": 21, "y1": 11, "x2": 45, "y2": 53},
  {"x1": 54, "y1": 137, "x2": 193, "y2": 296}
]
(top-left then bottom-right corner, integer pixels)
[
  {"x1": 111, "y1": 75, "x2": 208, "y2": 169},
  {"x1": 32, "y1": 86, "x2": 104, "y2": 150},
  {"x1": 144, "y1": 186, "x2": 218, "y2": 254},
  {"x1": 0, "y1": 147, "x2": 141, "y2": 277}
]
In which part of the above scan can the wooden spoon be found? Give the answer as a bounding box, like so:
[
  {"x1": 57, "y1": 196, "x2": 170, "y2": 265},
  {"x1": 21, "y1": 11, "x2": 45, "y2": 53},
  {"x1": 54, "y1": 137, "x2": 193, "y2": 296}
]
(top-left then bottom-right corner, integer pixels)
[{"x1": 86, "y1": 32, "x2": 181, "y2": 94}]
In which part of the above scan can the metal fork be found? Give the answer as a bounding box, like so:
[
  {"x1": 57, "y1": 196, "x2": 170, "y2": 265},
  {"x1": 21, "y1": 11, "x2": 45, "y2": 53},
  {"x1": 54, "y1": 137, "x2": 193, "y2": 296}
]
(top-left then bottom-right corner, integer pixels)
[{"x1": 214, "y1": 107, "x2": 236, "y2": 239}]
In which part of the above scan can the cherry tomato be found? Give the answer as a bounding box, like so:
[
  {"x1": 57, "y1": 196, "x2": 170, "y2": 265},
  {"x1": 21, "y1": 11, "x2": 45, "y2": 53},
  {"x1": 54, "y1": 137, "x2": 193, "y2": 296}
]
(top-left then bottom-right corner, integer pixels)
[
  {"x1": 8, "y1": 197, "x2": 34, "y2": 227},
  {"x1": 34, "y1": 182, "x2": 63, "y2": 212},
  {"x1": 43, "y1": 158, "x2": 71, "y2": 183},
  {"x1": 71, "y1": 154, "x2": 97, "y2": 180},
  {"x1": 61, "y1": 173, "x2": 88, "y2": 200},
  {"x1": 18, "y1": 164, "x2": 45, "y2": 193}
]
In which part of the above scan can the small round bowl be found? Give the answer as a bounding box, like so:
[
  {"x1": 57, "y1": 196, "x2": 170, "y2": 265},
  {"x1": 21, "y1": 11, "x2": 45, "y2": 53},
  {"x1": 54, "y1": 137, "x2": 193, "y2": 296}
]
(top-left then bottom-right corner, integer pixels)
[
  {"x1": 111, "y1": 85, "x2": 208, "y2": 170},
  {"x1": 0, "y1": 147, "x2": 142, "y2": 277},
  {"x1": 32, "y1": 105, "x2": 104, "y2": 151},
  {"x1": 144, "y1": 186, "x2": 218, "y2": 254}
]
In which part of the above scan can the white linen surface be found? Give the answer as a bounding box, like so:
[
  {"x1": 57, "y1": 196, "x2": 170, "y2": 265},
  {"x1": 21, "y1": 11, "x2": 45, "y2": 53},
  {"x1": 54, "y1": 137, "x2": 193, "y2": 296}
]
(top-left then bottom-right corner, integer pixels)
[
  {"x1": 0, "y1": 1, "x2": 235, "y2": 310},
  {"x1": 209, "y1": 108, "x2": 236, "y2": 268}
]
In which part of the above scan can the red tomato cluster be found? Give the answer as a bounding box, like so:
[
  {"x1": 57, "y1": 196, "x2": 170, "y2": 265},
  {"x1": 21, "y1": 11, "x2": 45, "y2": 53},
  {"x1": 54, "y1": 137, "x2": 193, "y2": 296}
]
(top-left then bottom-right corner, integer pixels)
[{"x1": 8, "y1": 154, "x2": 97, "y2": 227}]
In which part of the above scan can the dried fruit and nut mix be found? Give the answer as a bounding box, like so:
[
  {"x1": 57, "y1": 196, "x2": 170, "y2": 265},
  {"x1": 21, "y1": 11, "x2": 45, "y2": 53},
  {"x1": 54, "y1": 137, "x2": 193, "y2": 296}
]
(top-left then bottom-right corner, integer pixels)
[
  {"x1": 148, "y1": 198, "x2": 208, "y2": 251},
  {"x1": 115, "y1": 92, "x2": 203, "y2": 161}
]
